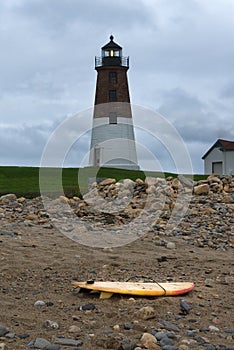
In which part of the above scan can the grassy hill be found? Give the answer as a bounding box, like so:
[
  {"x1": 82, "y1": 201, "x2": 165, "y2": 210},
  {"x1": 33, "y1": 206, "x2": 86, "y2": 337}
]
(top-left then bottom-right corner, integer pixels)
[{"x1": 0, "y1": 166, "x2": 206, "y2": 198}]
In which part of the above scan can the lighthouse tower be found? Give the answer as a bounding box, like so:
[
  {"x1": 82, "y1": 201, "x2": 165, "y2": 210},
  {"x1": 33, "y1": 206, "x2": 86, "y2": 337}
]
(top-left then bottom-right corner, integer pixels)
[{"x1": 89, "y1": 35, "x2": 139, "y2": 170}]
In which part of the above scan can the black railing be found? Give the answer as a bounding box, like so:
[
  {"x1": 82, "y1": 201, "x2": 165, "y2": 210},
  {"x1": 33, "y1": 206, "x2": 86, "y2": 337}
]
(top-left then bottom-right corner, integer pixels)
[{"x1": 95, "y1": 56, "x2": 129, "y2": 68}]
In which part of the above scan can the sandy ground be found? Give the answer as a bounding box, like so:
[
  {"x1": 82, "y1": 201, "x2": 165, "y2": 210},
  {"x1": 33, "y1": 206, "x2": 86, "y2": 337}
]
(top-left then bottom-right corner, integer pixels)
[{"x1": 0, "y1": 225, "x2": 234, "y2": 349}]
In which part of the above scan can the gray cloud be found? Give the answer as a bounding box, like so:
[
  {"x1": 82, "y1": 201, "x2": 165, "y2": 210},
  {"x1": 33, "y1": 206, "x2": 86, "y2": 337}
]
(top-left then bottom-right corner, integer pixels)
[{"x1": 0, "y1": 0, "x2": 234, "y2": 173}]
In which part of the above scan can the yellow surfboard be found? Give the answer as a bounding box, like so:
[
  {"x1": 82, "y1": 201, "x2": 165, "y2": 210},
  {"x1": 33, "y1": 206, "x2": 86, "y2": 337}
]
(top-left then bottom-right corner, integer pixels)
[{"x1": 72, "y1": 281, "x2": 195, "y2": 299}]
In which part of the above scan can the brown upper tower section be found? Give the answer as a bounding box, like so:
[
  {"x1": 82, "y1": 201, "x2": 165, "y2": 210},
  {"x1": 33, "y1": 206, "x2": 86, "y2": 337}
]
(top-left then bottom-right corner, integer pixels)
[{"x1": 94, "y1": 36, "x2": 131, "y2": 115}]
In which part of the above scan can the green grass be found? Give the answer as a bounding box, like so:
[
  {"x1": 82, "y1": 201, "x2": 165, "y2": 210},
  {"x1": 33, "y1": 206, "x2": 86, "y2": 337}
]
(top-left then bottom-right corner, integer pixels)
[{"x1": 0, "y1": 166, "x2": 206, "y2": 198}]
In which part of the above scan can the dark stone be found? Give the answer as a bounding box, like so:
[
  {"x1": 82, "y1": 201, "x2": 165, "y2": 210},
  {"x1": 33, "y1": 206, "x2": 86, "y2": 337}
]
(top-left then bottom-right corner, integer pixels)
[
  {"x1": 79, "y1": 303, "x2": 95, "y2": 311},
  {"x1": 121, "y1": 338, "x2": 136, "y2": 350},
  {"x1": 159, "y1": 336, "x2": 174, "y2": 346},
  {"x1": 124, "y1": 323, "x2": 134, "y2": 330},
  {"x1": 160, "y1": 321, "x2": 180, "y2": 332},
  {"x1": 18, "y1": 333, "x2": 30, "y2": 339},
  {"x1": 0, "y1": 325, "x2": 8, "y2": 336},
  {"x1": 0, "y1": 231, "x2": 17, "y2": 237}
]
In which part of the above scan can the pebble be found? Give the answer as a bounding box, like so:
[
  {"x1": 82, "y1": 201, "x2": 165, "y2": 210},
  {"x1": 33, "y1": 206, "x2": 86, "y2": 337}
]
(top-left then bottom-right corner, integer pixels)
[
  {"x1": 121, "y1": 338, "x2": 137, "y2": 350},
  {"x1": 43, "y1": 320, "x2": 59, "y2": 329},
  {"x1": 0, "y1": 327, "x2": 8, "y2": 337},
  {"x1": 33, "y1": 337, "x2": 52, "y2": 349},
  {"x1": 34, "y1": 300, "x2": 46, "y2": 307},
  {"x1": 68, "y1": 325, "x2": 81, "y2": 334},
  {"x1": 209, "y1": 325, "x2": 219, "y2": 332},
  {"x1": 137, "y1": 306, "x2": 156, "y2": 320},
  {"x1": 166, "y1": 242, "x2": 176, "y2": 249},
  {"x1": 78, "y1": 303, "x2": 95, "y2": 311},
  {"x1": 0, "y1": 343, "x2": 7, "y2": 350},
  {"x1": 53, "y1": 337, "x2": 83, "y2": 346},
  {"x1": 0, "y1": 231, "x2": 17, "y2": 237},
  {"x1": 160, "y1": 321, "x2": 180, "y2": 332},
  {"x1": 140, "y1": 332, "x2": 159, "y2": 349}
]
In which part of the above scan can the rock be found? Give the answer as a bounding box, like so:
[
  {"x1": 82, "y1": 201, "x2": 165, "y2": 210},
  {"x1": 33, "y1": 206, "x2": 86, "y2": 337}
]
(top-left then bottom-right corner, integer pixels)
[
  {"x1": 140, "y1": 332, "x2": 160, "y2": 349},
  {"x1": 159, "y1": 321, "x2": 180, "y2": 332},
  {"x1": 0, "y1": 326, "x2": 8, "y2": 337},
  {"x1": 0, "y1": 194, "x2": 17, "y2": 203},
  {"x1": 53, "y1": 337, "x2": 83, "y2": 346},
  {"x1": 121, "y1": 338, "x2": 137, "y2": 350},
  {"x1": 43, "y1": 320, "x2": 59, "y2": 329},
  {"x1": 180, "y1": 299, "x2": 193, "y2": 314},
  {"x1": 79, "y1": 303, "x2": 95, "y2": 311},
  {"x1": 46, "y1": 346, "x2": 60, "y2": 350},
  {"x1": 34, "y1": 337, "x2": 51, "y2": 349},
  {"x1": 34, "y1": 300, "x2": 46, "y2": 306},
  {"x1": 178, "y1": 175, "x2": 193, "y2": 188},
  {"x1": 209, "y1": 325, "x2": 219, "y2": 332},
  {"x1": 137, "y1": 306, "x2": 156, "y2": 320},
  {"x1": 68, "y1": 325, "x2": 81, "y2": 334},
  {"x1": 0, "y1": 343, "x2": 8, "y2": 350},
  {"x1": 100, "y1": 178, "x2": 116, "y2": 186},
  {"x1": 0, "y1": 231, "x2": 17, "y2": 237},
  {"x1": 171, "y1": 178, "x2": 182, "y2": 190},
  {"x1": 124, "y1": 323, "x2": 134, "y2": 330},
  {"x1": 113, "y1": 324, "x2": 120, "y2": 332},
  {"x1": 193, "y1": 184, "x2": 210, "y2": 195},
  {"x1": 166, "y1": 242, "x2": 176, "y2": 249}
]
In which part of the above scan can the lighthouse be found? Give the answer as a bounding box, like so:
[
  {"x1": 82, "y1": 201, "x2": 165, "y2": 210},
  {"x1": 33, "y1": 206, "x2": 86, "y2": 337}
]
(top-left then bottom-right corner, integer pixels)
[{"x1": 89, "y1": 35, "x2": 139, "y2": 170}]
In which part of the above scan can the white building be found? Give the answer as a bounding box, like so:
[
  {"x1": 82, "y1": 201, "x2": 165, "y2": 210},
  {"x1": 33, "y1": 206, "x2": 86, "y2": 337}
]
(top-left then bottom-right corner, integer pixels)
[{"x1": 202, "y1": 139, "x2": 234, "y2": 175}]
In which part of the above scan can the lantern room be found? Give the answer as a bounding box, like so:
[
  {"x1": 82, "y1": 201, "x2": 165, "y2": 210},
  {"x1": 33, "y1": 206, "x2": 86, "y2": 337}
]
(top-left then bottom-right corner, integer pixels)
[{"x1": 95, "y1": 35, "x2": 129, "y2": 68}]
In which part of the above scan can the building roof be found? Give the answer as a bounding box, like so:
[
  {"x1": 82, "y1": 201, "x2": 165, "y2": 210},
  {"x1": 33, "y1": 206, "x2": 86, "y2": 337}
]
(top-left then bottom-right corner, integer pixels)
[
  {"x1": 101, "y1": 35, "x2": 122, "y2": 50},
  {"x1": 202, "y1": 139, "x2": 234, "y2": 159}
]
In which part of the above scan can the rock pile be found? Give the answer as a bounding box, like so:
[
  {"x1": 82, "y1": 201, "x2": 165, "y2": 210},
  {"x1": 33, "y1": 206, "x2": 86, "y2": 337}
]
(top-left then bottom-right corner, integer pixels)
[{"x1": 0, "y1": 174, "x2": 233, "y2": 250}]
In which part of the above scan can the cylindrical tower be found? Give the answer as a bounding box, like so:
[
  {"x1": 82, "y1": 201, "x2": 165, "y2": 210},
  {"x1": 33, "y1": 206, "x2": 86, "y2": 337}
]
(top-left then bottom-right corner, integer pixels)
[{"x1": 89, "y1": 35, "x2": 139, "y2": 170}]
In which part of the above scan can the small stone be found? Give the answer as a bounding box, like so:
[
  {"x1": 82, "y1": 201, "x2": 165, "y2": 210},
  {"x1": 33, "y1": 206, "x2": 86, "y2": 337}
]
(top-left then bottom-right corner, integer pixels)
[
  {"x1": 205, "y1": 279, "x2": 215, "y2": 287},
  {"x1": 121, "y1": 338, "x2": 137, "y2": 350},
  {"x1": 124, "y1": 323, "x2": 133, "y2": 330},
  {"x1": 0, "y1": 231, "x2": 18, "y2": 237},
  {"x1": 43, "y1": 320, "x2": 59, "y2": 329},
  {"x1": 0, "y1": 193, "x2": 17, "y2": 203},
  {"x1": 159, "y1": 336, "x2": 174, "y2": 346},
  {"x1": 34, "y1": 300, "x2": 46, "y2": 306},
  {"x1": 68, "y1": 325, "x2": 81, "y2": 334},
  {"x1": 0, "y1": 343, "x2": 8, "y2": 350},
  {"x1": 193, "y1": 184, "x2": 209, "y2": 195},
  {"x1": 160, "y1": 321, "x2": 180, "y2": 332},
  {"x1": 100, "y1": 178, "x2": 116, "y2": 186},
  {"x1": 79, "y1": 303, "x2": 95, "y2": 311},
  {"x1": 113, "y1": 324, "x2": 120, "y2": 332},
  {"x1": 18, "y1": 333, "x2": 30, "y2": 339},
  {"x1": 208, "y1": 325, "x2": 219, "y2": 332},
  {"x1": 140, "y1": 332, "x2": 159, "y2": 349},
  {"x1": 154, "y1": 331, "x2": 168, "y2": 340},
  {"x1": 5, "y1": 333, "x2": 15, "y2": 339},
  {"x1": 137, "y1": 306, "x2": 156, "y2": 320},
  {"x1": 166, "y1": 242, "x2": 176, "y2": 249},
  {"x1": 180, "y1": 299, "x2": 193, "y2": 314},
  {"x1": 46, "y1": 346, "x2": 60, "y2": 350},
  {"x1": 34, "y1": 337, "x2": 51, "y2": 349},
  {"x1": 0, "y1": 326, "x2": 8, "y2": 337},
  {"x1": 53, "y1": 337, "x2": 83, "y2": 346}
]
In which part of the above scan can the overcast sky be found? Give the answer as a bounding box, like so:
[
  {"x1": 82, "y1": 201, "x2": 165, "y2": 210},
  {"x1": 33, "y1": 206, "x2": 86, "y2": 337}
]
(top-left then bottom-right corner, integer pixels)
[{"x1": 1, "y1": 0, "x2": 234, "y2": 174}]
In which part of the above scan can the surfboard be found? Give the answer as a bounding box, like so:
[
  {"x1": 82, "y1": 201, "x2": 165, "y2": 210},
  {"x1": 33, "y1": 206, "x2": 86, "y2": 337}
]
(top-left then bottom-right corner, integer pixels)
[{"x1": 72, "y1": 281, "x2": 195, "y2": 299}]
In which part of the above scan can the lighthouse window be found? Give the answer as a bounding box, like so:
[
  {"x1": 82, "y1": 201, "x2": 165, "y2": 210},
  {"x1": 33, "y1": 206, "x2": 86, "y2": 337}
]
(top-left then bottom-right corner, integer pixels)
[
  {"x1": 109, "y1": 72, "x2": 117, "y2": 84},
  {"x1": 109, "y1": 90, "x2": 117, "y2": 102},
  {"x1": 109, "y1": 113, "x2": 117, "y2": 124}
]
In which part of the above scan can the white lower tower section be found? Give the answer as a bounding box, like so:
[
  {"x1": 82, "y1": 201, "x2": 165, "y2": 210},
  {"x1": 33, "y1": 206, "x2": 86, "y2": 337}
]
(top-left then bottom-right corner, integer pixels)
[{"x1": 89, "y1": 103, "x2": 139, "y2": 170}]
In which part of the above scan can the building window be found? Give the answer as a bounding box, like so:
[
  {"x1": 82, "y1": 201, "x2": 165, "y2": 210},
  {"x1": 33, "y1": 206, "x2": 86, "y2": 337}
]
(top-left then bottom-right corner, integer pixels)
[
  {"x1": 109, "y1": 90, "x2": 117, "y2": 102},
  {"x1": 109, "y1": 113, "x2": 117, "y2": 124},
  {"x1": 109, "y1": 72, "x2": 117, "y2": 84}
]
